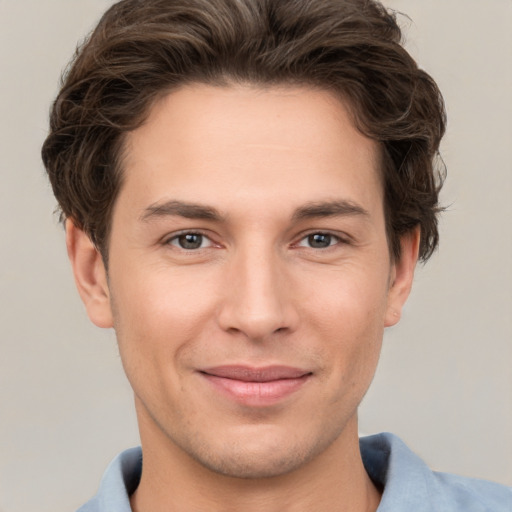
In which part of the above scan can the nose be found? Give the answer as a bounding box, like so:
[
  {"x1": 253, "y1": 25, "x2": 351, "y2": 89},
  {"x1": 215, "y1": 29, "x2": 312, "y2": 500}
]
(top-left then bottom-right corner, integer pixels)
[{"x1": 217, "y1": 245, "x2": 299, "y2": 341}]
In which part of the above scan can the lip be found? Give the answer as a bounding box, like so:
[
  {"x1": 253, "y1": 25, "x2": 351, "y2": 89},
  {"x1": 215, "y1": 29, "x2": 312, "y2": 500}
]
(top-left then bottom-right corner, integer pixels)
[{"x1": 199, "y1": 365, "x2": 312, "y2": 406}]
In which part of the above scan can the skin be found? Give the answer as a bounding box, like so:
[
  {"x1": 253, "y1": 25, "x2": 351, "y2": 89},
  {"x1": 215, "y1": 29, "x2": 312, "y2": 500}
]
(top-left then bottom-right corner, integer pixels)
[{"x1": 67, "y1": 84, "x2": 419, "y2": 512}]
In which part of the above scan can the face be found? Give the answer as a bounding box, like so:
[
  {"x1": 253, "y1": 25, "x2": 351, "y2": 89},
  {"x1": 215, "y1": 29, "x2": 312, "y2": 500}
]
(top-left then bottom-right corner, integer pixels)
[{"x1": 69, "y1": 84, "x2": 417, "y2": 479}]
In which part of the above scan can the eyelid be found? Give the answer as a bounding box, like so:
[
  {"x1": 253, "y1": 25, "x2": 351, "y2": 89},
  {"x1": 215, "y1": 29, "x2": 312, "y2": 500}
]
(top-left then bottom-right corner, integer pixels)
[
  {"x1": 293, "y1": 229, "x2": 352, "y2": 247},
  {"x1": 160, "y1": 228, "x2": 352, "y2": 251},
  {"x1": 163, "y1": 229, "x2": 218, "y2": 249}
]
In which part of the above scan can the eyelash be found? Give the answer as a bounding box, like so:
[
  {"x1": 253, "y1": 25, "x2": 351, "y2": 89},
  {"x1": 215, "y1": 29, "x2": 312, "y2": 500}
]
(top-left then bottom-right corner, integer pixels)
[
  {"x1": 165, "y1": 231, "x2": 215, "y2": 250},
  {"x1": 164, "y1": 230, "x2": 349, "y2": 251},
  {"x1": 292, "y1": 230, "x2": 353, "y2": 254},
  {"x1": 295, "y1": 232, "x2": 347, "y2": 250}
]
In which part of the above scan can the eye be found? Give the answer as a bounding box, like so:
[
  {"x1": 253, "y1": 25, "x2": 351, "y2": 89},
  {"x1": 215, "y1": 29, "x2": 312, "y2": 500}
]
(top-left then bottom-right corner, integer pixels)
[
  {"x1": 168, "y1": 232, "x2": 213, "y2": 250},
  {"x1": 297, "y1": 232, "x2": 341, "y2": 249}
]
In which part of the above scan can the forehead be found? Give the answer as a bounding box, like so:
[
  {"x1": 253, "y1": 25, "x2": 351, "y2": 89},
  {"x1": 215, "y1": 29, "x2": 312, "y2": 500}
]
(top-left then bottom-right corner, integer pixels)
[{"x1": 120, "y1": 84, "x2": 383, "y2": 220}]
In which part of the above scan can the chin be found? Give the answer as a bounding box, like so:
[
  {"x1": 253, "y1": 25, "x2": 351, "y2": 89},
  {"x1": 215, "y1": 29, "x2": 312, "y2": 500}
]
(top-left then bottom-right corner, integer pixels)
[
  {"x1": 191, "y1": 446, "x2": 311, "y2": 479},
  {"x1": 183, "y1": 425, "x2": 342, "y2": 480}
]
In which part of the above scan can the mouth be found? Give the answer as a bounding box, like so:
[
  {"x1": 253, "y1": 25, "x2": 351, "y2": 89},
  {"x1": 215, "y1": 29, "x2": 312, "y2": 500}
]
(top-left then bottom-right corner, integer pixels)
[{"x1": 198, "y1": 365, "x2": 313, "y2": 406}]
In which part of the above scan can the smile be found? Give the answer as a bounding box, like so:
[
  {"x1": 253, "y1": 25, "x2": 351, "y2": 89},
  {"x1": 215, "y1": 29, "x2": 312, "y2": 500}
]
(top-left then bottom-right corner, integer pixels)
[{"x1": 199, "y1": 365, "x2": 313, "y2": 406}]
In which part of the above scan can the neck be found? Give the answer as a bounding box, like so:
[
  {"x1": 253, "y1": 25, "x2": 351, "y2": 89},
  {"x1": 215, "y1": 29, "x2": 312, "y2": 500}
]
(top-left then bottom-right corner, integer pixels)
[{"x1": 130, "y1": 414, "x2": 381, "y2": 512}]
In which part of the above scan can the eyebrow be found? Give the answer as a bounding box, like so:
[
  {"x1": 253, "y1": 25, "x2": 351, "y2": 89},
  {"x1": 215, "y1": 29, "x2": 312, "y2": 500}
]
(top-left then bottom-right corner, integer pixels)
[
  {"x1": 140, "y1": 198, "x2": 369, "y2": 224},
  {"x1": 291, "y1": 200, "x2": 370, "y2": 221},
  {"x1": 140, "y1": 200, "x2": 223, "y2": 222}
]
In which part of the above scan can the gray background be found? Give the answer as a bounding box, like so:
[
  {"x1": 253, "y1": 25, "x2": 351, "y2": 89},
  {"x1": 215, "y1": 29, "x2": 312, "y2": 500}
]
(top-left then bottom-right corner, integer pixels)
[{"x1": 0, "y1": 1, "x2": 510, "y2": 510}]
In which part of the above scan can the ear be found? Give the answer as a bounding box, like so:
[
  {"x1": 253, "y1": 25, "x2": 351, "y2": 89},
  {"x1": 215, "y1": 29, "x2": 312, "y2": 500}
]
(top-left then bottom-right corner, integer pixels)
[
  {"x1": 384, "y1": 227, "x2": 420, "y2": 327},
  {"x1": 65, "y1": 219, "x2": 113, "y2": 328}
]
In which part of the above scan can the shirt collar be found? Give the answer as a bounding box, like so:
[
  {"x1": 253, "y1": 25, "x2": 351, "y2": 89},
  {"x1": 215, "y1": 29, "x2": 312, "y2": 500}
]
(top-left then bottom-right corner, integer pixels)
[{"x1": 80, "y1": 433, "x2": 511, "y2": 511}]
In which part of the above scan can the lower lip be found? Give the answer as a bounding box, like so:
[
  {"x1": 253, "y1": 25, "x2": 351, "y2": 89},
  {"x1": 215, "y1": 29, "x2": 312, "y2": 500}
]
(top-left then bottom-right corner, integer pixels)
[{"x1": 201, "y1": 373, "x2": 311, "y2": 406}]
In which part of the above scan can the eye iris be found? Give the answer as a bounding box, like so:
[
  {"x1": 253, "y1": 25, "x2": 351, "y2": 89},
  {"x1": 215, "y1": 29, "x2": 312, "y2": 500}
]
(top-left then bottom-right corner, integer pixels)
[
  {"x1": 308, "y1": 233, "x2": 332, "y2": 248},
  {"x1": 178, "y1": 233, "x2": 203, "y2": 249}
]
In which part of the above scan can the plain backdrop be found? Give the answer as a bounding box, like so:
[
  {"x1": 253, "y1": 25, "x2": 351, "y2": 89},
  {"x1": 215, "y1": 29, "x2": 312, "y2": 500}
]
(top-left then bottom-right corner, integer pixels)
[{"x1": 0, "y1": 1, "x2": 511, "y2": 511}]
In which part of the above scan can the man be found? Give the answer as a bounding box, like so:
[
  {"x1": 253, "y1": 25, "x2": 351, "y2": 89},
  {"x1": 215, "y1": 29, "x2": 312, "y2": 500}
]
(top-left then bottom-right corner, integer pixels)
[{"x1": 41, "y1": 0, "x2": 511, "y2": 510}]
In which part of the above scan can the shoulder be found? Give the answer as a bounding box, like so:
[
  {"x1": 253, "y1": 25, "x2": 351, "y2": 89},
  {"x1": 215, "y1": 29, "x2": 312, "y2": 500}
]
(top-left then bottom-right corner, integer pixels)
[
  {"x1": 360, "y1": 433, "x2": 512, "y2": 512},
  {"x1": 76, "y1": 446, "x2": 142, "y2": 512},
  {"x1": 433, "y1": 470, "x2": 512, "y2": 511}
]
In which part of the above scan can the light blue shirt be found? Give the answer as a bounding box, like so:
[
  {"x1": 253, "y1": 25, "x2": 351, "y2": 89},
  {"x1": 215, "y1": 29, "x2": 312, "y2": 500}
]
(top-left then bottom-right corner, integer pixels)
[{"x1": 77, "y1": 433, "x2": 512, "y2": 511}]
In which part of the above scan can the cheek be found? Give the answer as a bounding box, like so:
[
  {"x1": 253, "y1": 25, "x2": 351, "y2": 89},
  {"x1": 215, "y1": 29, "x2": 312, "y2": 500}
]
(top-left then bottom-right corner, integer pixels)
[
  {"x1": 303, "y1": 267, "x2": 388, "y2": 380},
  {"x1": 109, "y1": 266, "x2": 220, "y2": 368},
  {"x1": 302, "y1": 264, "x2": 390, "y2": 330}
]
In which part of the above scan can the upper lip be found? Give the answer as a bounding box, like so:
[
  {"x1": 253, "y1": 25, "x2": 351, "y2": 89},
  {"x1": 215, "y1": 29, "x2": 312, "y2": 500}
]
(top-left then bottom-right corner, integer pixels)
[{"x1": 200, "y1": 365, "x2": 311, "y2": 382}]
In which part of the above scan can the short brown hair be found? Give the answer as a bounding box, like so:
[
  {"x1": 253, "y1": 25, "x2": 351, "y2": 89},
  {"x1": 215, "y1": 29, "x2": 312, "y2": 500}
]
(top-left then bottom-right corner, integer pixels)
[{"x1": 42, "y1": 0, "x2": 446, "y2": 262}]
